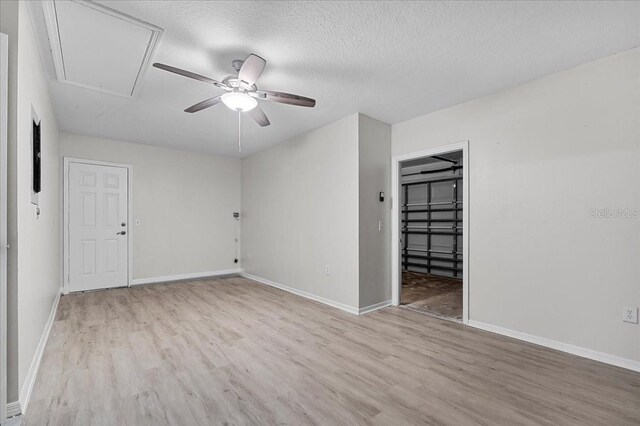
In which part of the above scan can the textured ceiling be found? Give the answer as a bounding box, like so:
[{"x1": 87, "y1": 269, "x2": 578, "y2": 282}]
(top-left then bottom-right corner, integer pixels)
[{"x1": 32, "y1": 1, "x2": 640, "y2": 158}]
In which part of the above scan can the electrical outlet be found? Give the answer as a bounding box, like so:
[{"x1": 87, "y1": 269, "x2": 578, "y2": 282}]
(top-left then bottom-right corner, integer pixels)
[
  {"x1": 324, "y1": 265, "x2": 330, "y2": 276},
  {"x1": 378, "y1": 220, "x2": 383, "y2": 231},
  {"x1": 622, "y1": 307, "x2": 638, "y2": 324}
]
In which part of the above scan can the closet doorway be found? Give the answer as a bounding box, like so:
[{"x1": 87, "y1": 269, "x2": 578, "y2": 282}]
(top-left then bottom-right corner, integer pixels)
[{"x1": 391, "y1": 142, "x2": 469, "y2": 323}]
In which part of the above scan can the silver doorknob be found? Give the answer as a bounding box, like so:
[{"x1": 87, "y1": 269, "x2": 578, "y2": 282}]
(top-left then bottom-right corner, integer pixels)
[{"x1": 117, "y1": 230, "x2": 127, "y2": 236}]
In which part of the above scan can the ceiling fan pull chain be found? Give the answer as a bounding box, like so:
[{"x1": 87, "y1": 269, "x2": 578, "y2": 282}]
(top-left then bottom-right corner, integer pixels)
[{"x1": 238, "y1": 110, "x2": 242, "y2": 153}]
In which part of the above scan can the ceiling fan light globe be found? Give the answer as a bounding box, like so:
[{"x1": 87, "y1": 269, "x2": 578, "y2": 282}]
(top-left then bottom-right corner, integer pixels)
[{"x1": 221, "y1": 92, "x2": 257, "y2": 112}]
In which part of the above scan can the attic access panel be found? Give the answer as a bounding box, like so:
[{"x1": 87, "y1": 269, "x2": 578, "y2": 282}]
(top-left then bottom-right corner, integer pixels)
[{"x1": 42, "y1": 0, "x2": 163, "y2": 98}]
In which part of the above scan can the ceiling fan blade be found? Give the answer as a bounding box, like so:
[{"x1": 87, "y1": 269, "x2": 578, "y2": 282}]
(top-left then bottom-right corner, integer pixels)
[
  {"x1": 254, "y1": 90, "x2": 316, "y2": 107},
  {"x1": 249, "y1": 105, "x2": 270, "y2": 127},
  {"x1": 184, "y1": 95, "x2": 222, "y2": 113},
  {"x1": 238, "y1": 54, "x2": 266, "y2": 86},
  {"x1": 153, "y1": 63, "x2": 225, "y2": 88}
]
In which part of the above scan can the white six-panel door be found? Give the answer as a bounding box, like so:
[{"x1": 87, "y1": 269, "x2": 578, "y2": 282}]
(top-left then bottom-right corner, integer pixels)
[{"x1": 68, "y1": 161, "x2": 128, "y2": 292}]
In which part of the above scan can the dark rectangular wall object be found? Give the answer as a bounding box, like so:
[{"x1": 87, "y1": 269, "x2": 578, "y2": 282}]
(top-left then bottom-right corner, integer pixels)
[{"x1": 33, "y1": 120, "x2": 41, "y2": 193}]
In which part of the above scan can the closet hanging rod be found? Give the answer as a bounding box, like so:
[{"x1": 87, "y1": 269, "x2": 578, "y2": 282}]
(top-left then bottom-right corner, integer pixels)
[{"x1": 402, "y1": 165, "x2": 463, "y2": 177}]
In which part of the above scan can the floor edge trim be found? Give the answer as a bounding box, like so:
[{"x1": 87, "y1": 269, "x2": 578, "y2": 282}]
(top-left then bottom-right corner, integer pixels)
[
  {"x1": 241, "y1": 272, "x2": 359, "y2": 315},
  {"x1": 468, "y1": 320, "x2": 640, "y2": 372},
  {"x1": 131, "y1": 268, "x2": 242, "y2": 285},
  {"x1": 359, "y1": 300, "x2": 392, "y2": 315},
  {"x1": 19, "y1": 288, "x2": 61, "y2": 415}
]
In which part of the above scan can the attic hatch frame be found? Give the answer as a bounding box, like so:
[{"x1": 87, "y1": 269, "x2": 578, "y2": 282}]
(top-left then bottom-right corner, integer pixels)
[{"x1": 41, "y1": 0, "x2": 164, "y2": 99}]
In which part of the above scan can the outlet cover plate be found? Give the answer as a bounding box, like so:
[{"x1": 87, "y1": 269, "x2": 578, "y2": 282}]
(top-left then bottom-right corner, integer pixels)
[{"x1": 623, "y1": 307, "x2": 638, "y2": 324}]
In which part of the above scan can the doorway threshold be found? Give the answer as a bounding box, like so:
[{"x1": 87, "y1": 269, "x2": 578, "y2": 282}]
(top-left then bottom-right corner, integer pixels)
[{"x1": 399, "y1": 304, "x2": 462, "y2": 323}]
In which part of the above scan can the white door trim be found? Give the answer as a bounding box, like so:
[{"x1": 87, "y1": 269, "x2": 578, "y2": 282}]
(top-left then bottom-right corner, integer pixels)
[
  {"x1": 391, "y1": 140, "x2": 470, "y2": 324},
  {"x1": 63, "y1": 157, "x2": 133, "y2": 294},
  {"x1": 0, "y1": 31, "x2": 8, "y2": 424}
]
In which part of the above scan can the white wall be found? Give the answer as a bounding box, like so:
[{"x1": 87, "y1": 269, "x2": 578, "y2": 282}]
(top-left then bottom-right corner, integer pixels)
[
  {"x1": 241, "y1": 113, "x2": 392, "y2": 311},
  {"x1": 358, "y1": 114, "x2": 391, "y2": 308},
  {"x1": 392, "y1": 47, "x2": 640, "y2": 363},
  {"x1": 241, "y1": 115, "x2": 360, "y2": 309},
  {"x1": 60, "y1": 133, "x2": 241, "y2": 281},
  {"x1": 15, "y1": 0, "x2": 60, "y2": 404}
]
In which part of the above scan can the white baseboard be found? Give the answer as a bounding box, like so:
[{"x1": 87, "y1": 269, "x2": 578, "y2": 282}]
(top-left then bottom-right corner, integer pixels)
[
  {"x1": 468, "y1": 320, "x2": 640, "y2": 373},
  {"x1": 241, "y1": 272, "x2": 359, "y2": 315},
  {"x1": 359, "y1": 300, "x2": 392, "y2": 315},
  {"x1": 6, "y1": 401, "x2": 21, "y2": 418},
  {"x1": 131, "y1": 268, "x2": 242, "y2": 286},
  {"x1": 18, "y1": 288, "x2": 61, "y2": 416}
]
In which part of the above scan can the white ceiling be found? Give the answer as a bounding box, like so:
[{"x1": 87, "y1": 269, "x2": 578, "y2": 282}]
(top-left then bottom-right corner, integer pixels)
[{"x1": 31, "y1": 1, "x2": 640, "y2": 158}]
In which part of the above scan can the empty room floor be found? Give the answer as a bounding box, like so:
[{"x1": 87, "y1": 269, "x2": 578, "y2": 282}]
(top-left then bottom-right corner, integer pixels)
[
  {"x1": 25, "y1": 277, "x2": 640, "y2": 425},
  {"x1": 402, "y1": 272, "x2": 463, "y2": 321}
]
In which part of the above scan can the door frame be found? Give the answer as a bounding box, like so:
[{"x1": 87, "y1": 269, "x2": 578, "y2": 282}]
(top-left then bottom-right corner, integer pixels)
[
  {"x1": 0, "y1": 31, "x2": 8, "y2": 424},
  {"x1": 63, "y1": 157, "x2": 133, "y2": 294},
  {"x1": 391, "y1": 140, "x2": 469, "y2": 324}
]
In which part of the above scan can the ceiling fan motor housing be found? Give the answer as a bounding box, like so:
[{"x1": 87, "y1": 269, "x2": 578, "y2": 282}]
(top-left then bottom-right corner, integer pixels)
[
  {"x1": 222, "y1": 76, "x2": 257, "y2": 93},
  {"x1": 232, "y1": 59, "x2": 244, "y2": 72}
]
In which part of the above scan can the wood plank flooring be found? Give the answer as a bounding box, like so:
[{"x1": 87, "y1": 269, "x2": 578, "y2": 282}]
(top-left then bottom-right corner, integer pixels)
[{"x1": 25, "y1": 276, "x2": 640, "y2": 425}]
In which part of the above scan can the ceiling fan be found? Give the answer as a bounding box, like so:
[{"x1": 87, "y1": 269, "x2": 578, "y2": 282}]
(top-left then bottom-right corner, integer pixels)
[{"x1": 153, "y1": 54, "x2": 316, "y2": 152}]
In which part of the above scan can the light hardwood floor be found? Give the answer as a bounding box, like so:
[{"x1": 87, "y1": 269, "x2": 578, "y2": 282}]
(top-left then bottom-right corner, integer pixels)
[{"x1": 25, "y1": 276, "x2": 640, "y2": 425}]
